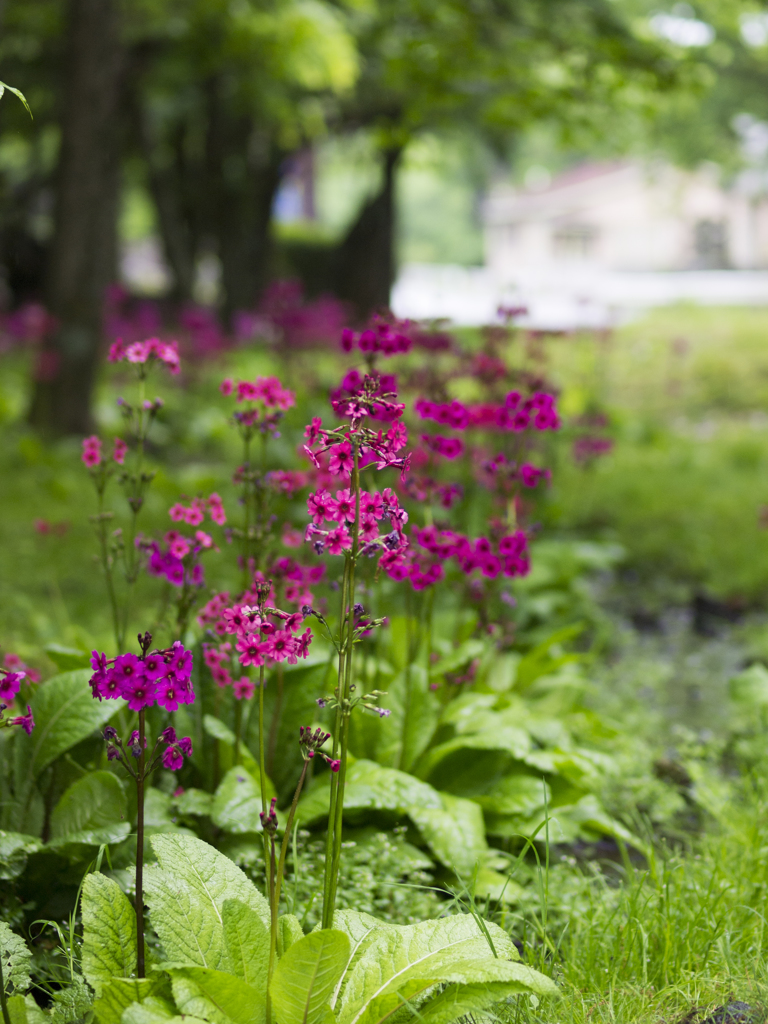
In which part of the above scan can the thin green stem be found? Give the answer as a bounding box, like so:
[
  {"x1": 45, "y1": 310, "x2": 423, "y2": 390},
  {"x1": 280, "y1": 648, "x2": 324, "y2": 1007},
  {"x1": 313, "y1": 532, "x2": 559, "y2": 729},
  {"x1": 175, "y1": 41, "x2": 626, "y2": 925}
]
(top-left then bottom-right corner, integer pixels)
[
  {"x1": 136, "y1": 708, "x2": 146, "y2": 979},
  {"x1": 322, "y1": 445, "x2": 360, "y2": 926},
  {"x1": 242, "y1": 432, "x2": 252, "y2": 590},
  {"x1": 258, "y1": 662, "x2": 269, "y2": 881},
  {"x1": 269, "y1": 760, "x2": 309, "y2": 994},
  {"x1": 322, "y1": 557, "x2": 350, "y2": 922}
]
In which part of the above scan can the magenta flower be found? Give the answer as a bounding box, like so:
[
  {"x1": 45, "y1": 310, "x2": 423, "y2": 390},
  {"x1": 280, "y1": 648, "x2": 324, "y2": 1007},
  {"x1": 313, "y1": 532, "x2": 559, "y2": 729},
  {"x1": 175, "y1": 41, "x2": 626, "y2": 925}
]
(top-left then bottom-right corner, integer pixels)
[
  {"x1": 0, "y1": 671, "x2": 24, "y2": 703},
  {"x1": 331, "y1": 489, "x2": 356, "y2": 523},
  {"x1": 307, "y1": 489, "x2": 335, "y2": 525},
  {"x1": 326, "y1": 525, "x2": 352, "y2": 555},
  {"x1": 112, "y1": 653, "x2": 145, "y2": 686},
  {"x1": 234, "y1": 677, "x2": 255, "y2": 700},
  {"x1": 121, "y1": 675, "x2": 158, "y2": 712},
  {"x1": 328, "y1": 441, "x2": 354, "y2": 478},
  {"x1": 163, "y1": 745, "x2": 184, "y2": 771},
  {"x1": 237, "y1": 636, "x2": 267, "y2": 667},
  {"x1": 7, "y1": 705, "x2": 34, "y2": 734},
  {"x1": 178, "y1": 737, "x2": 192, "y2": 756},
  {"x1": 113, "y1": 437, "x2": 128, "y2": 464},
  {"x1": 161, "y1": 726, "x2": 177, "y2": 743},
  {"x1": 81, "y1": 436, "x2": 102, "y2": 467}
]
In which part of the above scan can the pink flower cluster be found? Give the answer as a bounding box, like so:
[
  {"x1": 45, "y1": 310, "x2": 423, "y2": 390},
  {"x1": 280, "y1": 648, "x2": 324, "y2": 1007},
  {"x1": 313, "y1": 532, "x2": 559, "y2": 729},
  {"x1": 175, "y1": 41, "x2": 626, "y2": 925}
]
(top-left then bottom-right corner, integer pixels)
[
  {"x1": 305, "y1": 487, "x2": 409, "y2": 563},
  {"x1": 146, "y1": 534, "x2": 207, "y2": 588},
  {"x1": 573, "y1": 436, "x2": 613, "y2": 464},
  {"x1": 266, "y1": 470, "x2": 310, "y2": 497},
  {"x1": 201, "y1": 643, "x2": 256, "y2": 700},
  {"x1": 81, "y1": 435, "x2": 128, "y2": 468},
  {"x1": 415, "y1": 391, "x2": 560, "y2": 432},
  {"x1": 420, "y1": 434, "x2": 464, "y2": 460},
  {"x1": 479, "y1": 454, "x2": 551, "y2": 491},
  {"x1": 413, "y1": 525, "x2": 530, "y2": 579},
  {"x1": 108, "y1": 337, "x2": 181, "y2": 374},
  {"x1": 330, "y1": 371, "x2": 405, "y2": 423},
  {"x1": 199, "y1": 586, "x2": 313, "y2": 670},
  {"x1": 220, "y1": 376, "x2": 295, "y2": 410},
  {"x1": 169, "y1": 494, "x2": 227, "y2": 527},
  {"x1": 341, "y1": 316, "x2": 413, "y2": 357},
  {"x1": 89, "y1": 642, "x2": 194, "y2": 711}
]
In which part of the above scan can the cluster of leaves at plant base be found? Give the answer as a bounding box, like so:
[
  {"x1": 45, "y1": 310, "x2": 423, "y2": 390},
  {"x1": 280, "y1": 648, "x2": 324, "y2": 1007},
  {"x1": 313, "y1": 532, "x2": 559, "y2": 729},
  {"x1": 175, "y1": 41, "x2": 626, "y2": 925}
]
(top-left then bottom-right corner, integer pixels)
[
  {"x1": 0, "y1": 573, "x2": 686, "y2": 939},
  {"x1": 36, "y1": 833, "x2": 552, "y2": 1024}
]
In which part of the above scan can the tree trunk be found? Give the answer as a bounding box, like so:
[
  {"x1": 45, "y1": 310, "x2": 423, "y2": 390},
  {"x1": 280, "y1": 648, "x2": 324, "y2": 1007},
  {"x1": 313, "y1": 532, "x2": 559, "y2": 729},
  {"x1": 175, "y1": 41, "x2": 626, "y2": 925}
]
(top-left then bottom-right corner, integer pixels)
[
  {"x1": 205, "y1": 86, "x2": 284, "y2": 321},
  {"x1": 28, "y1": 0, "x2": 122, "y2": 435},
  {"x1": 142, "y1": 122, "x2": 198, "y2": 304},
  {"x1": 334, "y1": 147, "x2": 402, "y2": 322}
]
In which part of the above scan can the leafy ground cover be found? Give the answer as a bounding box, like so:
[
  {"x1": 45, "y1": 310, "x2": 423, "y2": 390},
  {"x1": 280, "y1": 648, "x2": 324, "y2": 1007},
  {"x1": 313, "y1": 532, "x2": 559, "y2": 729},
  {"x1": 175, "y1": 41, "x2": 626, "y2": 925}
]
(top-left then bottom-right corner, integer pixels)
[{"x1": 2, "y1": 307, "x2": 768, "y2": 1024}]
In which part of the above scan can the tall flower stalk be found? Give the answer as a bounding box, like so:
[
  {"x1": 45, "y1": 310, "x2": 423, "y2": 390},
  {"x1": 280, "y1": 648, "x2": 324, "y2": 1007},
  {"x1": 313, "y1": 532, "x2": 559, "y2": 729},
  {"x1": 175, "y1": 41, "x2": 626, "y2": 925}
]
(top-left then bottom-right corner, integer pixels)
[
  {"x1": 83, "y1": 338, "x2": 180, "y2": 648},
  {"x1": 89, "y1": 631, "x2": 194, "y2": 976},
  {"x1": 302, "y1": 369, "x2": 411, "y2": 927}
]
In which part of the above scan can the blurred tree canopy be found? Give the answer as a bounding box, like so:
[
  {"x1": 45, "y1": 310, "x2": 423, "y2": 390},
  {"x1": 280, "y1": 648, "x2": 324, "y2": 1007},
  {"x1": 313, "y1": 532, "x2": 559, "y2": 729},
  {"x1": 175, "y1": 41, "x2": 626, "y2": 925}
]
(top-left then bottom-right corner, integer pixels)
[{"x1": 0, "y1": 0, "x2": 717, "y2": 431}]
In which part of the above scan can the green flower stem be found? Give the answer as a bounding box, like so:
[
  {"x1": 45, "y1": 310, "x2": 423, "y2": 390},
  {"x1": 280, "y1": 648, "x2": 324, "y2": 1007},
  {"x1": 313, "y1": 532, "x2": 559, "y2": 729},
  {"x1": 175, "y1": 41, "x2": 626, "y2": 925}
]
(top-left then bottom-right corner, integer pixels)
[
  {"x1": 136, "y1": 708, "x2": 146, "y2": 979},
  {"x1": 257, "y1": 661, "x2": 269, "y2": 880},
  {"x1": 322, "y1": 444, "x2": 360, "y2": 927},
  {"x1": 321, "y1": 555, "x2": 350, "y2": 920},
  {"x1": 268, "y1": 759, "x2": 309, "y2": 989},
  {"x1": 242, "y1": 432, "x2": 252, "y2": 590},
  {"x1": 0, "y1": 950, "x2": 10, "y2": 1024},
  {"x1": 121, "y1": 374, "x2": 147, "y2": 648}
]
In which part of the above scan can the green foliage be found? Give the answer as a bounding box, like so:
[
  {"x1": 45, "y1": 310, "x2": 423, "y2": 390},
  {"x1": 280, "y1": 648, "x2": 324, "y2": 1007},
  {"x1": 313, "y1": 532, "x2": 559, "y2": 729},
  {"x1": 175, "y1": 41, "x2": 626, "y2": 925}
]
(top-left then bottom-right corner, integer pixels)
[
  {"x1": 81, "y1": 873, "x2": 138, "y2": 995},
  {"x1": 143, "y1": 834, "x2": 270, "y2": 971},
  {"x1": 0, "y1": 920, "x2": 32, "y2": 994},
  {"x1": 270, "y1": 930, "x2": 349, "y2": 1024},
  {"x1": 168, "y1": 967, "x2": 264, "y2": 1024},
  {"x1": 50, "y1": 773, "x2": 129, "y2": 849}
]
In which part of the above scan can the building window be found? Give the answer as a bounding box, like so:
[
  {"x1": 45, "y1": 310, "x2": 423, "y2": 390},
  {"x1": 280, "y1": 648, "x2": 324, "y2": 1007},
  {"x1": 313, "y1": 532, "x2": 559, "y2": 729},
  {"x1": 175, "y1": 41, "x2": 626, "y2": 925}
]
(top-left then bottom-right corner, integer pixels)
[{"x1": 552, "y1": 223, "x2": 598, "y2": 260}]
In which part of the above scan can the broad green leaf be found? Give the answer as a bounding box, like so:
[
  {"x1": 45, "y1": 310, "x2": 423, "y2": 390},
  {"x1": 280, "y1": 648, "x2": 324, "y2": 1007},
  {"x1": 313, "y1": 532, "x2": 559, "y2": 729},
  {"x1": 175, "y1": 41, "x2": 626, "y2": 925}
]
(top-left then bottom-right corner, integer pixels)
[
  {"x1": 399, "y1": 975, "x2": 557, "y2": 1024},
  {"x1": 51, "y1": 771, "x2": 129, "y2": 847},
  {"x1": 730, "y1": 663, "x2": 768, "y2": 705},
  {"x1": 81, "y1": 872, "x2": 137, "y2": 995},
  {"x1": 94, "y1": 979, "x2": 158, "y2": 1024},
  {"x1": 203, "y1": 716, "x2": 261, "y2": 779},
  {"x1": 408, "y1": 794, "x2": 487, "y2": 875},
  {"x1": 0, "y1": 921, "x2": 32, "y2": 992},
  {"x1": 169, "y1": 967, "x2": 264, "y2": 1024},
  {"x1": 353, "y1": 961, "x2": 558, "y2": 1024},
  {"x1": 212, "y1": 768, "x2": 273, "y2": 834},
  {"x1": 23, "y1": 995, "x2": 48, "y2": 1024},
  {"x1": 122, "y1": 995, "x2": 208, "y2": 1023},
  {"x1": 377, "y1": 666, "x2": 440, "y2": 772},
  {"x1": 44, "y1": 644, "x2": 92, "y2": 671},
  {"x1": 13, "y1": 671, "x2": 117, "y2": 825},
  {"x1": 144, "y1": 834, "x2": 269, "y2": 972},
  {"x1": 173, "y1": 789, "x2": 214, "y2": 817},
  {"x1": 222, "y1": 900, "x2": 269, "y2": 986},
  {"x1": 270, "y1": 930, "x2": 350, "y2": 1024},
  {"x1": 328, "y1": 912, "x2": 394, "y2": 1010},
  {"x1": 6, "y1": 995, "x2": 27, "y2": 1024},
  {"x1": 417, "y1": 729, "x2": 531, "y2": 785},
  {"x1": 0, "y1": 832, "x2": 41, "y2": 881},
  {"x1": 278, "y1": 915, "x2": 305, "y2": 956},
  {"x1": 475, "y1": 775, "x2": 550, "y2": 816},
  {"x1": 297, "y1": 760, "x2": 441, "y2": 826},
  {"x1": 337, "y1": 916, "x2": 521, "y2": 1024}
]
